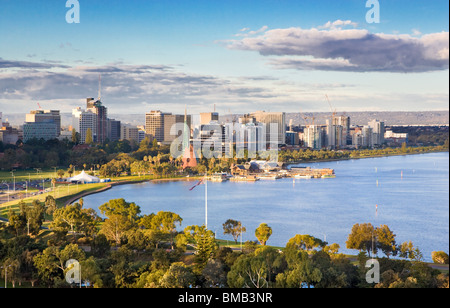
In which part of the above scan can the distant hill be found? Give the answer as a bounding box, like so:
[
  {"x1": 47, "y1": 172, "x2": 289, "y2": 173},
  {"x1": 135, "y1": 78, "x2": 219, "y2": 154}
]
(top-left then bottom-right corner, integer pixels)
[
  {"x1": 3, "y1": 110, "x2": 449, "y2": 128},
  {"x1": 221, "y1": 111, "x2": 449, "y2": 126}
]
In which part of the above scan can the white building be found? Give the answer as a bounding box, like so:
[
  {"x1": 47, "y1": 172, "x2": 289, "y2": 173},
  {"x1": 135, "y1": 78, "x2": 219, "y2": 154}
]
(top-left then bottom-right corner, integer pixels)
[{"x1": 72, "y1": 107, "x2": 98, "y2": 144}]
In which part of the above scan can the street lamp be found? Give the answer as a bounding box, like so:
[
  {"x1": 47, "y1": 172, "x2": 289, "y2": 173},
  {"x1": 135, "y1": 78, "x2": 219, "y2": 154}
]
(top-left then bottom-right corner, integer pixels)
[{"x1": 1, "y1": 265, "x2": 12, "y2": 289}]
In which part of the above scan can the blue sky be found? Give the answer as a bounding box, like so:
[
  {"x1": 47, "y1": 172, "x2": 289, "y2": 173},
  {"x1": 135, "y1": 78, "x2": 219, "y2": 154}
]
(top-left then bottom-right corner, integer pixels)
[{"x1": 0, "y1": 0, "x2": 448, "y2": 116}]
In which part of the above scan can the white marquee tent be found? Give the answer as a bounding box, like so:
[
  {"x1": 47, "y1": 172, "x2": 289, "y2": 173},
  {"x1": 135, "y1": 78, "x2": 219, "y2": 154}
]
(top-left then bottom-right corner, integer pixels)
[{"x1": 68, "y1": 170, "x2": 100, "y2": 184}]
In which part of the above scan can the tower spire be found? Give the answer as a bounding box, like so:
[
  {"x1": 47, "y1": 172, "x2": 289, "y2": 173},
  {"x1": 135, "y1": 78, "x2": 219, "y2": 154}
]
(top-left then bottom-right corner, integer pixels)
[{"x1": 98, "y1": 74, "x2": 102, "y2": 101}]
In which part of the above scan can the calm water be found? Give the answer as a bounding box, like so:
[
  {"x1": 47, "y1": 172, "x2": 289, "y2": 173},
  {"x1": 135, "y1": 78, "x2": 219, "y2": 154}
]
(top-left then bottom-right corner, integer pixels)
[{"x1": 81, "y1": 152, "x2": 449, "y2": 261}]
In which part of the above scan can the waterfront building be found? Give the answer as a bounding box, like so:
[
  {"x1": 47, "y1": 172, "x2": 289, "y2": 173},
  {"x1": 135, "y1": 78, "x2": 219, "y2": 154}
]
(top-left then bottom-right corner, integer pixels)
[
  {"x1": 368, "y1": 119, "x2": 385, "y2": 146},
  {"x1": 303, "y1": 125, "x2": 323, "y2": 150}
]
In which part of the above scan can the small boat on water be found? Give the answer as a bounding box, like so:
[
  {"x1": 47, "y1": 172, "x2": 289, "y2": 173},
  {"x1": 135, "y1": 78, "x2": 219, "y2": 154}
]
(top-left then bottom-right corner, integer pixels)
[
  {"x1": 230, "y1": 175, "x2": 260, "y2": 182},
  {"x1": 321, "y1": 174, "x2": 336, "y2": 179},
  {"x1": 258, "y1": 173, "x2": 282, "y2": 180},
  {"x1": 294, "y1": 174, "x2": 312, "y2": 179},
  {"x1": 209, "y1": 173, "x2": 229, "y2": 182}
]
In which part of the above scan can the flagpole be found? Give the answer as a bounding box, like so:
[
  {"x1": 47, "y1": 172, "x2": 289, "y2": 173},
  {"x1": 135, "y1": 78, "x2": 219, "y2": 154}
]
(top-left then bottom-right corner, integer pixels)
[{"x1": 205, "y1": 174, "x2": 208, "y2": 230}]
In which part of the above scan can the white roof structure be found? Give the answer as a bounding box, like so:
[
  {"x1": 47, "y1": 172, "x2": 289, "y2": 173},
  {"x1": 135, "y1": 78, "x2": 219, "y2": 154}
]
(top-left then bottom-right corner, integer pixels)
[{"x1": 69, "y1": 170, "x2": 100, "y2": 184}]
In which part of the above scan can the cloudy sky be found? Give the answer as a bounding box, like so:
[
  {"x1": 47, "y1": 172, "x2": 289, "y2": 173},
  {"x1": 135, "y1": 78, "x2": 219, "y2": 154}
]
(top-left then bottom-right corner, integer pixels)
[{"x1": 0, "y1": 0, "x2": 448, "y2": 117}]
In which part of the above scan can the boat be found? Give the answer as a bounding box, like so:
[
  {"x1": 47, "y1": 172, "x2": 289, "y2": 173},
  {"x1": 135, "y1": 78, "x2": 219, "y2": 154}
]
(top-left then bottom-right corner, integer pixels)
[
  {"x1": 321, "y1": 174, "x2": 336, "y2": 179},
  {"x1": 258, "y1": 173, "x2": 282, "y2": 180},
  {"x1": 210, "y1": 173, "x2": 229, "y2": 182},
  {"x1": 294, "y1": 174, "x2": 312, "y2": 179},
  {"x1": 230, "y1": 175, "x2": 260, "y2": 182}
]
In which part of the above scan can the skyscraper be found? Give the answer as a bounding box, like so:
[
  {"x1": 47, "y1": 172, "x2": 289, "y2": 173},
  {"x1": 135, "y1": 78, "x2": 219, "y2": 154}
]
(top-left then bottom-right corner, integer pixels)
[
  {"x1": 86, "y1": 98, "x2": 108, "y2": 144},
  {"x1": 25, "y1": 110, "x2": 61, "y2": 137},
  {"x1": 145, "y1": 110, "x2": 191, "y2": 145},
  {"x1": 368, "y1": 119, "x2": 385, "y2": 146},
  {"x1": 145, "y1": 110, "x2": 167, "y2": 143},
  {"x1": 250, "y1": 111, "x2": 286, "y2": 147},
  {"x1": 72, "y1": 107, "x2": 97, "y2": 144}
]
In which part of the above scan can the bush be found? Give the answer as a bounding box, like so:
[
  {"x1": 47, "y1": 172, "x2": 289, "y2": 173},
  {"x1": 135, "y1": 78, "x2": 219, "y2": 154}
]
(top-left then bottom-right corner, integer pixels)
[{"x1": 431, "y1": 251, "x2": 449, "y2": 265}]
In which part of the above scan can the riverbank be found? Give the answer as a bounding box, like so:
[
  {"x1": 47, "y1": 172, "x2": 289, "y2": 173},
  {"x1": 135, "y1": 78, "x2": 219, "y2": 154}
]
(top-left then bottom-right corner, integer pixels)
[{"x1": 282, "y1": 148, "x2": 449, "y2": 167}]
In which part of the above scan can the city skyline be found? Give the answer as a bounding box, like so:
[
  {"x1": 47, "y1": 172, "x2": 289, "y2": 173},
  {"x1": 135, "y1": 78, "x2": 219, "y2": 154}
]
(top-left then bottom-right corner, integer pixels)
[{"x1": 0, "y1": 0, "x2": 449, "y2": 116}]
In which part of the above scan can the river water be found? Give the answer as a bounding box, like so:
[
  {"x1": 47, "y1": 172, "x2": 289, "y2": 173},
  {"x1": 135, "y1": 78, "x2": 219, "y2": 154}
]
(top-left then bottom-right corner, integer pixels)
[{"x1": 81, "y1": 152, "x2": 449, "y2": 261}]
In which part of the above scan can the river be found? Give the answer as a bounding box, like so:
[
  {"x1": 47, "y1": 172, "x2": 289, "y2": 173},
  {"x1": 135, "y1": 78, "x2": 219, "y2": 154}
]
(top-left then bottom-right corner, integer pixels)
[{"x1": 81, "y1": 152, "x2": 449, "y2": 261}]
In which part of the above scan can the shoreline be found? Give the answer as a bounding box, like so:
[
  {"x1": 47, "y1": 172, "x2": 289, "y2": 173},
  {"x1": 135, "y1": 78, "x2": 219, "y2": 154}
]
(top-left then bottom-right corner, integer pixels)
[
  {"x1": 66, "y1": 151, "x2": 448, "y2": 205},
  {"x1": 65, "y1": 176, "x2": 202, "y2": 206},
  {"x1": 283, "y1": 149, "x2": 449, "y2": 167}
]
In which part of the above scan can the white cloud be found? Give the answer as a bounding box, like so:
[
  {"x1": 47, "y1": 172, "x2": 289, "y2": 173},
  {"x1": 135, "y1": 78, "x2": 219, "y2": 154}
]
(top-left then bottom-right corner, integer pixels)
[{"x1": 224, "y1": 22, "x2": 449, "y2": 73}]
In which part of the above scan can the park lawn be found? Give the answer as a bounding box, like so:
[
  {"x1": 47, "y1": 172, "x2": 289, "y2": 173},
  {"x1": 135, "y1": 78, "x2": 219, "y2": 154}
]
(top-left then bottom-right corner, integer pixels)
[
  {"x1": 0, "y1": 169, "x2": 58, "y2": 183},
  {"x1": 0, "y1": 182, "x2": 109, "y2": 218}
]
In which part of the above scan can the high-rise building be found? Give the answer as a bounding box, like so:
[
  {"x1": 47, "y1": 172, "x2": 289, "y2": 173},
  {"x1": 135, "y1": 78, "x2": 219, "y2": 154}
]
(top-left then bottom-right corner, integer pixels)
[
  {"x1": 145, "y1": 110, "x2": 167, "y2": 143},
  {"x1": 163, "y1": 114, "x2": 191, "y2": 145},
  {"x1": 249, "y1": 111, "x2": 286, "y2": 147},
  {"x1": 25, "y1": 110, "x2": 61, "y2": 137},
  {"x1": 368, "y1": 119, "x2": 385, "y2": 146},
  {"x1": 326, "y1": 120, "x2": 344, "y2": 149},
  {"x1": 23, "y1": 122, "x2": 58, "y2": 143},
  {"x1": 120, "y1": 124, "x2": 140, "y2": 142},
  {"x1": 303, "y1": 126, "x2": 323, "y2": 150},
  {"x1": 200, "y1": 112, "x2": 219, "y2": 125},
  {"x1": 86, "y1": 98, "x2": 108, "y2": 144},
  {"x1": 72, "y1": 107, "x2": 97, "y2": 144},
  {"x1": 145, "y1": 110, "x2": 191, "y2": 145},
  {"x1": 107, "y1": 119, "x2": 121, "y2": 142},
  {"x1": 333, "y1": 115, "x2": 351, "y2": 146}
]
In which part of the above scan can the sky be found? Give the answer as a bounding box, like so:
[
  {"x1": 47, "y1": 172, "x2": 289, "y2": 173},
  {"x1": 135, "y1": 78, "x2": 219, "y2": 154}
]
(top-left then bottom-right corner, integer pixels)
[{"x1": 0, "y1": 0, "x2": 448, "y2": 117}]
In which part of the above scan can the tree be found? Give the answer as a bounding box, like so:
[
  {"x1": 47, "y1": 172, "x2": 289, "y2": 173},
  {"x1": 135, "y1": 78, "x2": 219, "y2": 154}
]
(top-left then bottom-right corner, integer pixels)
[
  {"x1": 431, "y1": 251, "x2": 449, "y2": 265},
  {"x1": 99, "y1": 198, "x2": 141, "y2": 223},
  {"x1": 85, "y1": 128, "x2": 93, "y2": 145},
  {"x1": 57, "y1": 169, "x2": 65, "y2": 179},
  {"x1": 375, "y1": 225, "x2": 397, "y2": 258},
  {"x1": 160, "y1": 262, "x2": 195, "y2": 288},
  {"x1": 44, "y1": 195, "x2": 57, "y2": 217},
  {"x1": 223, "y1": 219, "x2": 246, "y2": 244},
  {"x1": 100, "y1": 214, "x2": 135, "y2": 245},
  {"x1": 183, "y1": 225, "x2": 217, "y2": 272},
  {"x1": 346, "y1": 223, "x2": 377, "y2": 257},
  {"x1": 286, "y1": 234, "x2": 325, "y2": 254},
  {"x1": 71, "y1": 128, "x2": 80, "y2": 144},
  {"x1": 255, "y1": 223, "x2": 272, "y2": 246}
]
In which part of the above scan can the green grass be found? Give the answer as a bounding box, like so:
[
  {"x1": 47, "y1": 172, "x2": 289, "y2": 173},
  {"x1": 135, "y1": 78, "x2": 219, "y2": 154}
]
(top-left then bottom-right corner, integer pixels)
[{"x1": 0, "y1": 169, "x2": 58, "y2": 183}]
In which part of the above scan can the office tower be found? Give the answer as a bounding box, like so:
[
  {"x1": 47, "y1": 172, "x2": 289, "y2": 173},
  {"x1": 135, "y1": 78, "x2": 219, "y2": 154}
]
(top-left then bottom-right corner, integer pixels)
[
  {"x1": 72, "y1": 107, "x2": 97, "y2": 144},
  {"x1": 145, "y1": 110, "x2": 167, "y2": 143},
  {"x1": 250, "y1": 111, "x2": 286, "y2": 146},
  {"x1": 107, "y1": 119, "x2": 121, "y2": 142},
  {"x1": 120, "y1": 124, "x2": 140, "y2": 142},
  {"x1": 200, "y1": 112, "x2": 219, "y2": 125},
  {"x1": 87, "y1": 98, "x2": 108, "y2": 144},
  {"x1": 23, "y1": 122, "x2": 58, "y2": 143},
  {"x1": 163, "y1": 114, "x2": 191, "y2": 145},
  {"x1": 25, "y1": 110, "x2": 61, "y2": 137},
  {"x1": 333, "y1": 115, "x2": 351, "y2": 146},
  {"x1": 368, "y1": 119, "x2": 385, "y2": 146},
  {"x1": 303, "y1": 126, "x2": 323, "y2": 150},
  {"x1": 145, "y1": 110, "x2": 191, "y2": 145}
]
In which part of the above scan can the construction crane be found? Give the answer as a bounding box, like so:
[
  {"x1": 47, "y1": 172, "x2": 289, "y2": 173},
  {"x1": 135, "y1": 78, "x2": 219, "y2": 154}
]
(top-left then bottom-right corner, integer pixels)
[
  {"x1": 325, "y1": 94, "x2": 337, "y2": 120},
  {"x1": 299, "y1": 109, "x2": 313, "y2": 127},
  {"x1": 37, "y1": 103, "x2": 43, "y2": 110}
]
